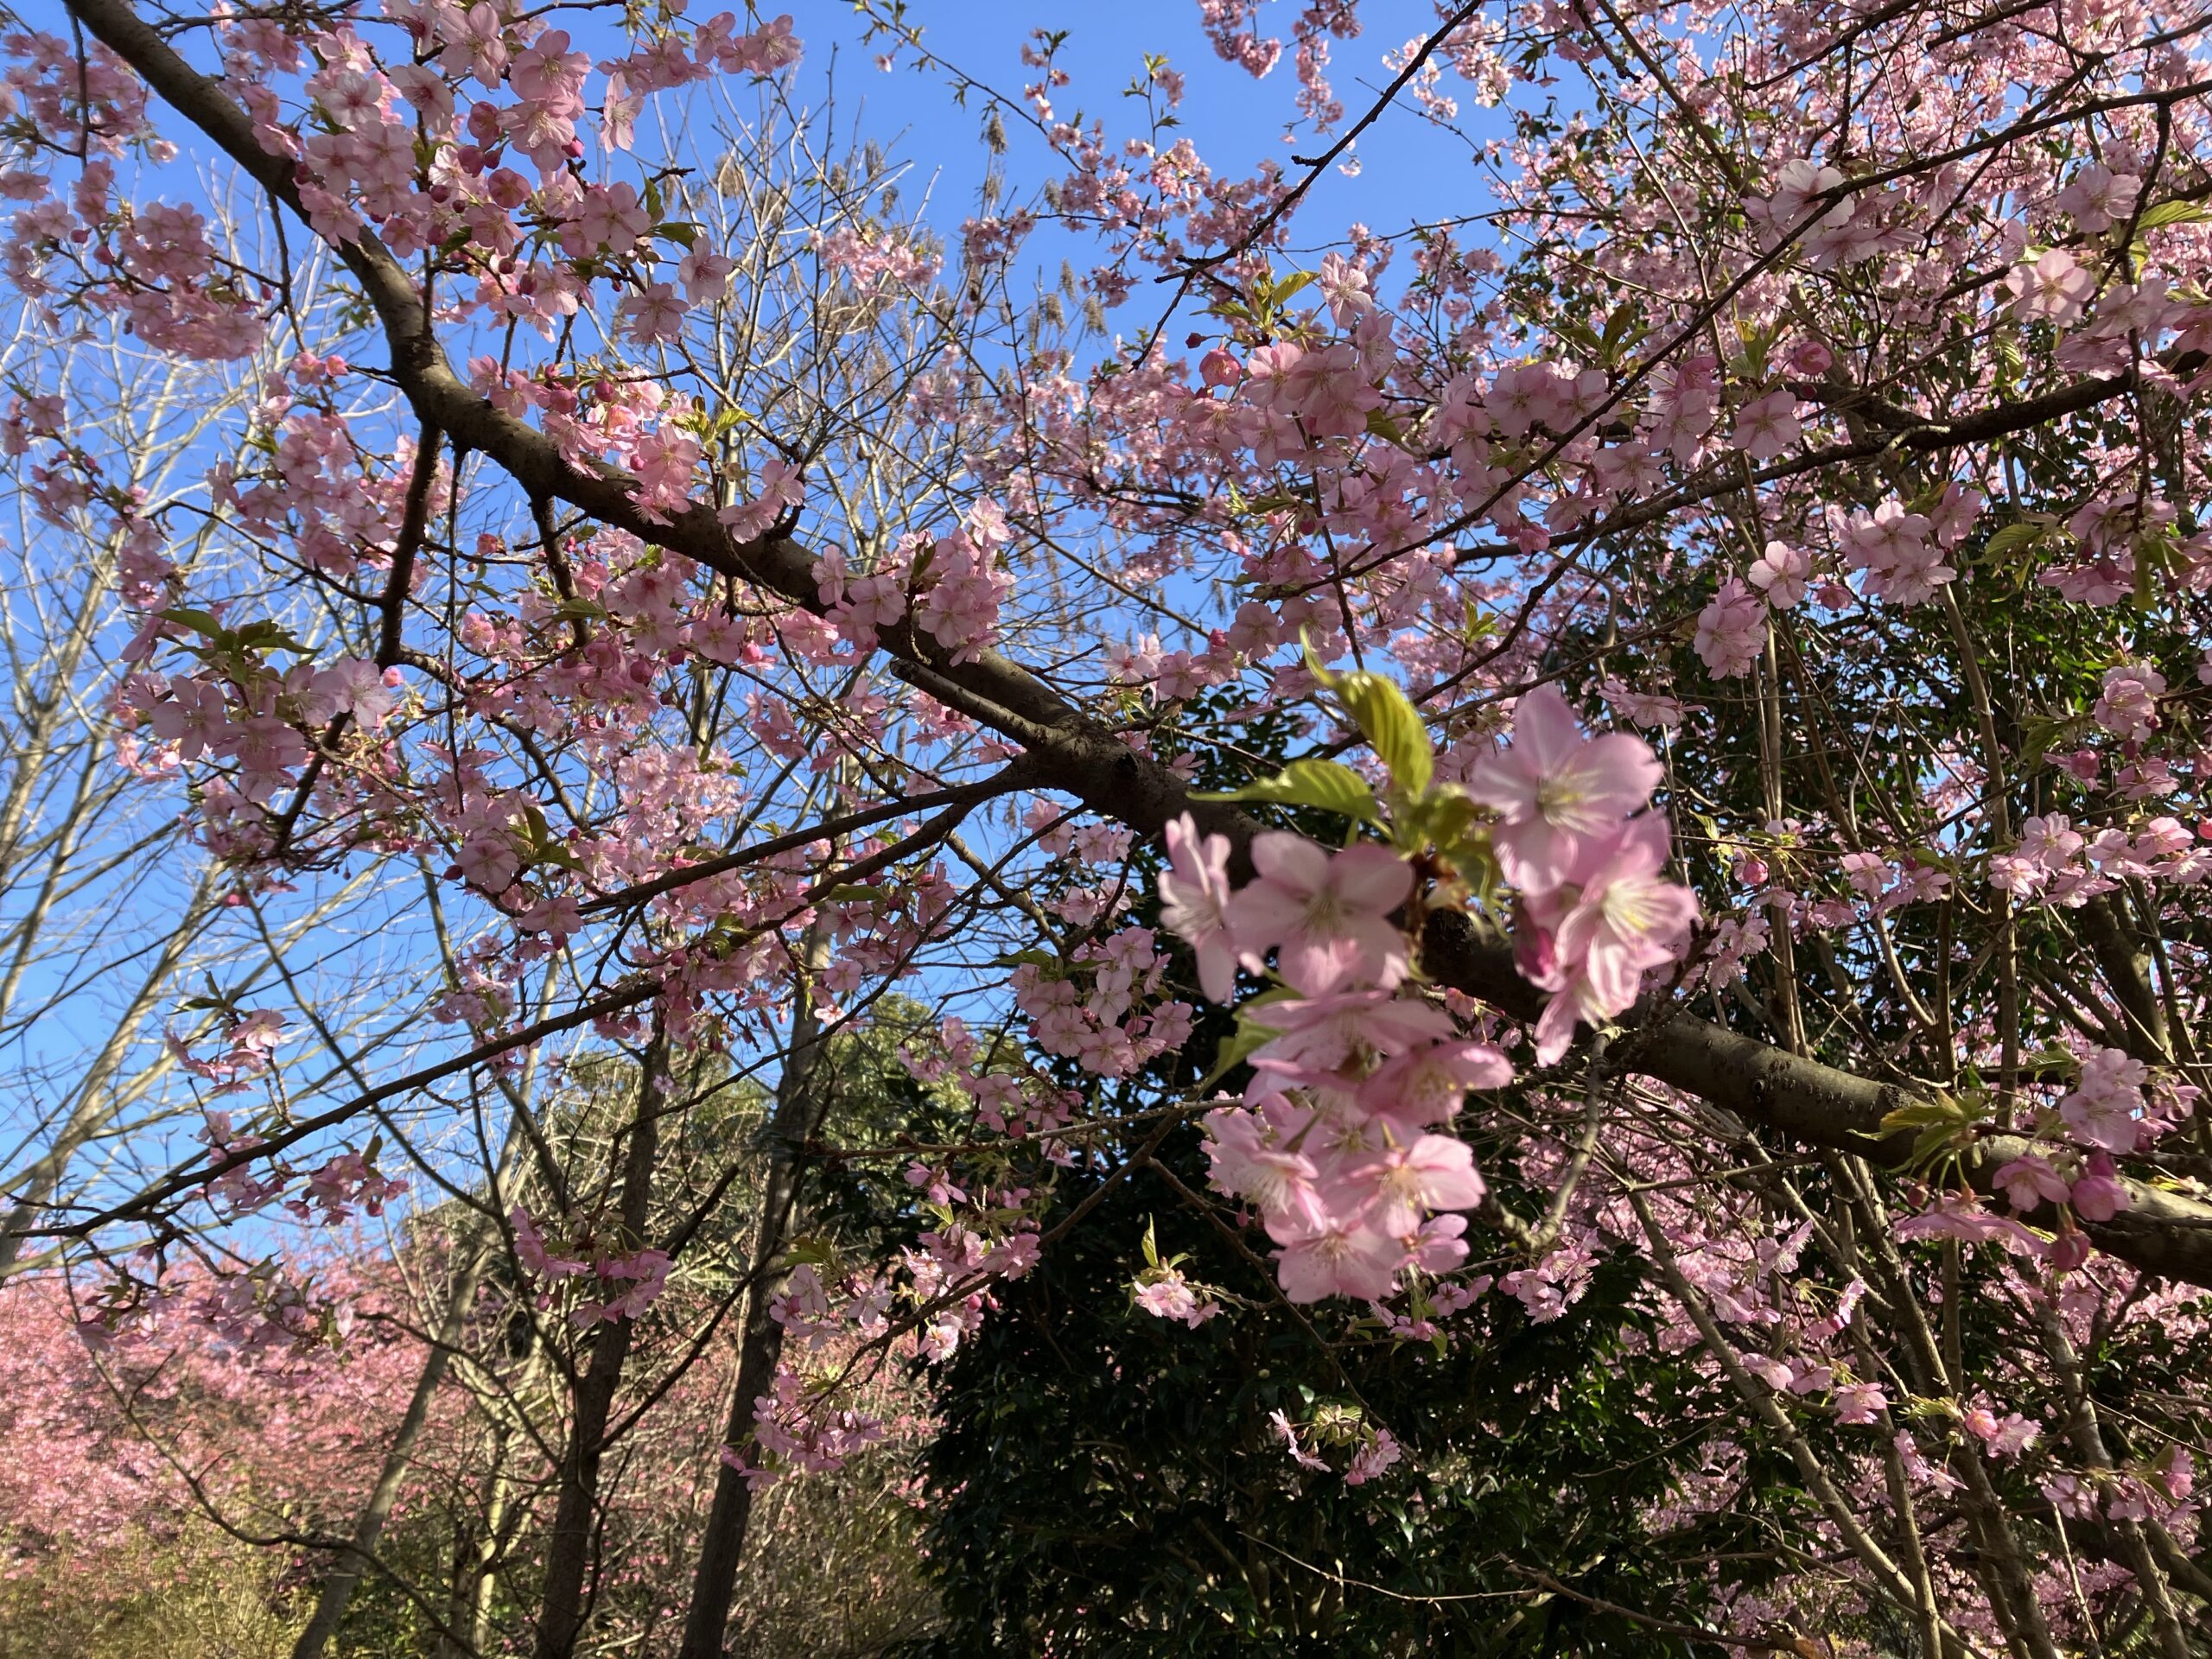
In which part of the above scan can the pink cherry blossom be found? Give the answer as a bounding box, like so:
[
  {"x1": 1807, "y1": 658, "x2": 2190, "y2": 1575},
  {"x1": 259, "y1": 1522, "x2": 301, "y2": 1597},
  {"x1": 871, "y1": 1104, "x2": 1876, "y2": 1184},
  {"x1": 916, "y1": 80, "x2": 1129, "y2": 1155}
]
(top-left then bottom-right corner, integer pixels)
[
  {"x1": 1135, "y1": 1272, "x2": 1217, "y2": 1326},
  {"x1": 1732, "y1": 389, "x2": 1802, "y2": 461},
  {"x1": 2093, "y1": 661, "x2": 2165, "y2": 741},
  {"x1": 1694, "y1": 579, "x2": 1768, "y2": 679},
  {"x1": 1158, "y1": 812, "x2": 1250, "y2": 1001},
  {"x1": 2009, "y1": 248, "x2": 2096, "y2": 326},
  {"x1": 1354, "y1": 1039, "x2": 1513, "y2": 1129},
  {"x1": 1467, "y1": 684, "x2": 1663, "y2": 893},
  {"x1": 1224, "y1": 833, "x2": 1412, "y2": 995},
  {"x1": 1993, "y1": 1154, "x2": 2070, "y2": 1211},
  {"x1": 2069, "y1": 1152, "x2": 2133, "y2": 1222},
  {"x1": 1247, "y1": 988, "x2": 1454, "y2": 1071},
  {"x1": 1833, "y1": 1382, "x2": 1889, "y2": 1424},
  {"x1": 1347, "y1": 1135, "x2": 1487, "y2": 1237},
  {"x1": 1273, "y1": 1217, "x2": 1404, "y2": 1303},
  {"x1": 2055, "y1": 162, "x2": 2139, "y2": 232},
  {"x1": 2058, "y1": 1046, "x2": 2147, "y2": 1153},
  {"x1": 1746, "y1": 540, "x2": 1809, "y2": 609},
  {"x1": 1523, "y1": 817, "x2": 1700, "y2": 1063}
]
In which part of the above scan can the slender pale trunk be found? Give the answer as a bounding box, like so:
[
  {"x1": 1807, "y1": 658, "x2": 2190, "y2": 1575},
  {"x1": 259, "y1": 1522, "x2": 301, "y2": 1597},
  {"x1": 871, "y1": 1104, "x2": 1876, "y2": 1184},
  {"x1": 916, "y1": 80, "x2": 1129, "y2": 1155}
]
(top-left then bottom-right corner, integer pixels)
[
  {"x1": 676, "y1": 919, "x2": 833, "y2": 1659},
  {"x1": 532, "y1": 1022, "x2": 669, "y2": 1659},
  {"x1": 446, "y1": 1427, "x2": 518, "y2": 1659},
  {"x1": 290, "y1": 1110, "x2": 532, "y2": 1659}
]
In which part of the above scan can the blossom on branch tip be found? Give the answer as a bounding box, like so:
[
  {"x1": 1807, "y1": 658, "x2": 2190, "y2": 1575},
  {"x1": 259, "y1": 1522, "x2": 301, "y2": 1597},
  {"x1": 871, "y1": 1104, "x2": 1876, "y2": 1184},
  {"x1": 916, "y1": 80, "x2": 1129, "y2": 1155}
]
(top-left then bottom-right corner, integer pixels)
[
  {"x1": 2009, "y1": 248, "x2": 2096, "y2": 327},
  {"x1": 2069, "y1": 1152, "x2": 2132, "y2": 1222},
  {"x1": 1273, "y1": 1217, "x2": 1403, "y2": 1303},
  {"x1": 1746, "y1": 541, "x2": 1809, "y2": 609},
  {"x1": 1467, "y1": 684, "x2": 1662, "y2": 893},
  {"x1": 1694, "y1": 580, "x2": 1767, "y2": 679},
  {"x1": 2059, "y1": 1046, "x2": 2147, "y2": 1153},
  {"x1": 1354, "y1": 1039, "x2": 1513, "y2": 1130},
  {"x1": 1521, "y1": 818, "x2": 1699, "y2": 1065},
  {"x1": 1346, "y1": 1134, "x2": 1486, "y2": 1237}
]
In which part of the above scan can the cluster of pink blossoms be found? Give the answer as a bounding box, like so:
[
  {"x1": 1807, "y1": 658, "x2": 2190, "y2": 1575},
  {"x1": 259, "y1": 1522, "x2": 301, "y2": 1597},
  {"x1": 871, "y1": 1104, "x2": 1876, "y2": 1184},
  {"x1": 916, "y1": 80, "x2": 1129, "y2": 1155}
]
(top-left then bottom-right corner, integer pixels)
[
  {"x1": 511, "y1": 1205, "x2": 673, "y2": 1326},
  {"x1": 1160, "y1": 816, "x2": 1499, "y2": 1302},
  {"x1": 1154, "y1": 684, "x2": 1695, "y2": 1304},
  {"x1": 1470, "y1": 686, "x2": 1699, "y2": 1063}
]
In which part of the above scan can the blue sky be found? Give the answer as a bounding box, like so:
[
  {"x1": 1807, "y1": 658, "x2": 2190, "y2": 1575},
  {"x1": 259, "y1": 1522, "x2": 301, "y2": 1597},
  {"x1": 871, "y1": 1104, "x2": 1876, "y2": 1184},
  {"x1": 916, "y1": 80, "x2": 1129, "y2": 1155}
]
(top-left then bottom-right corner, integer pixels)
[
  {"x1": 779, "y1": 0, "x2": 1496, "y2": 272},
  {"x1": 0, "y1": 0, "x2": 1516, "y2": 1255}
]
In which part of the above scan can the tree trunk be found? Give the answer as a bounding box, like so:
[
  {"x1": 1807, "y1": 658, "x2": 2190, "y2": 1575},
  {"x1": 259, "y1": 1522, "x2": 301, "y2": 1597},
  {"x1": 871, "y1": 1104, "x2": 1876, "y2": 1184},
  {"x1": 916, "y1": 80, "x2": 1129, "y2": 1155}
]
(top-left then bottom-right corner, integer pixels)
[
  {"x1": 532, "y1": 1021, "x2": 668, "y2": 1659},
  {"x1": 676, "y1": 923, "x2": 832, "y2": 1659},
  {"x1": 435, "y1": 1417, "x2": 517, "y2": 1659},
  {"x1": 291, "y1": 1114, "x2": 531, "y2": 1659}
]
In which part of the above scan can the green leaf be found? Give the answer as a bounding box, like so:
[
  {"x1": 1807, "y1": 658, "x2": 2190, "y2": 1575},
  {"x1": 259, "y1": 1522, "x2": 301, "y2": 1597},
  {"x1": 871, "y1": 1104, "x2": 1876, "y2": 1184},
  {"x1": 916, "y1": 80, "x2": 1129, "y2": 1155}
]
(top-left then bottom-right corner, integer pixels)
[
  {"x1": 1878, "y1": 1092, "x2": 1980, "y2": 1174},
  {"x1": 1992, "y1": 329, "x2": 2024, "y2": 384},
  {"x1": 229, "y1": 620, "x2": 311, "y2": 657},
  {"x1": 1333, "y1": 671, "x2": 1433, "y2": 800},
  {"x1": 1363, "y1": 408, "x2": 1407, "y2": 446},
  {"x1": 1555, "y1": 319, "x2": 1603, "y2": 361},
  {"x1": 655, "y1": 220, "x2": 700, "y2": 250},
  {"x1": 1599, "y1": 302, "x2": 1647, "y2": 362},
  {"x1": 1980, "y1": 522, "x2": 2049, "y2": 562},
  {"x1": 519, "y1": 805, "x2": 582, "y2": 872},
  {"x1": 2135, "y1": 200, "x2": 2208, "y2": 232},
  {"x1": 158, "y1": 607, "x2": 226, "y2": 639},
  {"x1": 2018, "y1": 712, "x2": 2077, "y2": 772},
  {"x1": 1191, "y1": 758, "x2": 1379, "y2": 822},
  {"x1": 1203, "y1": 998, "x2": 1287, "y2": 1086}
]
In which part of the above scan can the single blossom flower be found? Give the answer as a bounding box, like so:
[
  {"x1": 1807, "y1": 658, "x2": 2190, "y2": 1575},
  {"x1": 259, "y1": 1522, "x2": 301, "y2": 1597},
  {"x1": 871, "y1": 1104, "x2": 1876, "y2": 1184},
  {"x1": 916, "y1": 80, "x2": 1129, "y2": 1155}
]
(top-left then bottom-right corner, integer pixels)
[
  {"x1": 1993, "y1": 1154, "x2": 2070, "y2": 1212},
  {"x1": 1746, "y1": 540, "x2": 1810, "y2": 609},
  {"x1": 1467, "y1": 684, "x2": 1662, "y2": 893},
  {"x1": 1158, "y1": 812, "x2": 1252, "y2": 1001},
  {"x1": 1522, "y1": 818, "x2": 1699, "y2": 1064},
  {"x1": 1354, "y1": 1039, "x2": 1513, "y2": 1130},
  {"x1": 1732, "y1": 388, "x2": 1802, "y2": 461},
  {"x1": 2008, "y1": 248, "x2": 2095, "y2": 327},
  {"x1": 1833, "y1": 1381, "x2": 1889, "y2": 1424},
  {"x1": 1203, "y1": 1107, "x2": 1329, "y2": 1233},
  {"x1": 1225, "y1": 832, "x2": 1412, "y2": 995},
  {"x1": 2055, "y1": 162, "x2": 2139, "y2": 232},
  {"x1": 1764, "y1": 158, "x2": 1851, "y2": 231},
  {"x1": 1270, "y1": 1409, "x2": 1329, "y2": 1471},
  {"x1": 1347, "y1": 1134, "x2": 1488, "y2": 1237},
  {"x1": 1409, "y1": 1212, "x2": 1471, "y2": 1273},
  {"x1": 2069, "y1": 1151, "x2": 2132, "y2": 1222},
  {"x1": 1273, "y1": 1217, "x2": 1404, "y2": 1302}
]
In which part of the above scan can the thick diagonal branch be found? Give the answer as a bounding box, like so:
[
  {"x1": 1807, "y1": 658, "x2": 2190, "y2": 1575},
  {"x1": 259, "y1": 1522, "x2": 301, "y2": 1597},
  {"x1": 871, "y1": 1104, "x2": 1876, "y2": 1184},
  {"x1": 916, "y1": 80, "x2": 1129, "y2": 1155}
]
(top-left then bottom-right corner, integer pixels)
[{"x1": 71, "y1": 0, "x2": 2212, "y2": 1292}]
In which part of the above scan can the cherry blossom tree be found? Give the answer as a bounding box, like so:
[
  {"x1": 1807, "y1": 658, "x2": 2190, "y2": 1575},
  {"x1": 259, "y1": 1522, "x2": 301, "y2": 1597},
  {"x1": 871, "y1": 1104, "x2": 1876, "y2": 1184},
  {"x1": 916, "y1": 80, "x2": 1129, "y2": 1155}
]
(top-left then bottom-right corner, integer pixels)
[{"x1": 6, "y1": 0, "x2": 2212, "y2": 1650}]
